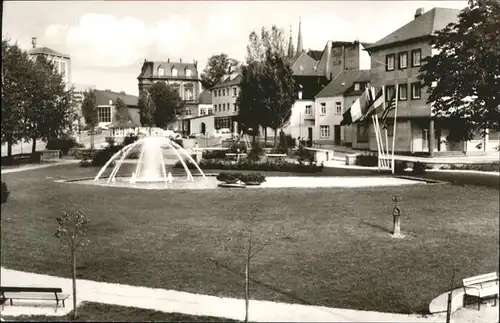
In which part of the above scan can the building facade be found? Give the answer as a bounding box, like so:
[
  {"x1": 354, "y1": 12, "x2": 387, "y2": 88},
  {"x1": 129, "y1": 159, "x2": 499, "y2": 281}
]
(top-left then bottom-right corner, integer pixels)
[
  {"x1": 94, "y1": 89, "x2": 140, "y2": 129},
  {"x1": 211, "y1": 70, "x2": 241, "y2": 133},
  {"x1": 137, "y1": 59, "x2": 202, "y2": 134},
  {"x1": 28, "y1": 37, "x2": 72, "y2": 89}
]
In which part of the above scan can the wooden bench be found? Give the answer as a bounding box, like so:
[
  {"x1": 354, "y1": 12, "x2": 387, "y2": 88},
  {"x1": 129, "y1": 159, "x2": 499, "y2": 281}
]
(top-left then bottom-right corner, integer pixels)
[
  {"x1": 0, "y1": 286, "x2": 70, "y2": 307},
  {"x1": 40, "y1": 149, "x2": 61, "y2": 161},
  {"x1": 225, "y1": 153, "x2": 246, "y2": 161},
  {"x1": 462, "y1": 272, "x2": 499, "y2": 310},
  {"x1": 266, "y1": 153, "x2": 287, "y2": 160}
]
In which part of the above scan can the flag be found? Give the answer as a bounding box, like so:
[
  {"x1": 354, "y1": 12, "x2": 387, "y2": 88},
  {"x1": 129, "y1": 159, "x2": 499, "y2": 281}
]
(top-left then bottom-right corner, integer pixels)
[
  {"x1": 381, "y1": 94, "x2": 396, "y2": 129},
  {"x1": 359, "y1": 87, "x2": 384, "y2": 122}
]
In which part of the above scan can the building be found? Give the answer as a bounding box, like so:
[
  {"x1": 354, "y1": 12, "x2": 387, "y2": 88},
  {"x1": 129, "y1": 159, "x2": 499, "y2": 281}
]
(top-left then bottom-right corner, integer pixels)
[
  {"x1": 94, "y1": 89, "x2": 141, "y2": 132},
  {"x1": 181, "y1": 90, "x2": 215, "y2": 136},
  {"x1": 314, "y1": 70, "x2": 371, "y2": 145},
  {"x1": 137, "y1": 58, "x2": 202, "y2": 134},
  {"x1": 211, "y1": 69, "x2": 242, "y2": 133},
  {"x1": 28, "y1": 37, "x2": 71, "y2": 89},
  {"x1": 358, "y1": 7, "x2": 498, "y2": 155},
  {"x1": 198, "y1": 90, "x2": 213, "y2": 117},
  {"x1": 71, "y1": 84, "x2": 96, "y2": 130}
]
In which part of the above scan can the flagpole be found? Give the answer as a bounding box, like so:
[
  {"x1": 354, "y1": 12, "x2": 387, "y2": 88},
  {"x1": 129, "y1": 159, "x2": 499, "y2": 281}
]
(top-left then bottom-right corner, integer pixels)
[
  {"x1": 391, "y1": 85, "x2": 399, "y2": 174},
  {"x1": 374, "y1": 115, "x2": 386, "y2": 168},
  {"x1": 372, "y1": 115, "x2": 383, "y2": 170}
]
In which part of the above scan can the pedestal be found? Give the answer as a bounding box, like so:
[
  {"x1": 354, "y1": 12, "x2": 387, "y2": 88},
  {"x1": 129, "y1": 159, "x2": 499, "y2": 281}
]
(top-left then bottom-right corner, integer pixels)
[{"x1": 393, "y1": 215, "x2": 401, "y2": 236}]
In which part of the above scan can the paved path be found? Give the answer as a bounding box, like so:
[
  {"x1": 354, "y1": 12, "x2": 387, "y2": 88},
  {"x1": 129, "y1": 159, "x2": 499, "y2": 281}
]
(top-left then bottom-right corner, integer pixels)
[
  {"x1": 1, "y1": 160, "x2": 80, "y2": 174},
  {"x1": 1, "y1": 267, "x2": 449, "y2": 322}
]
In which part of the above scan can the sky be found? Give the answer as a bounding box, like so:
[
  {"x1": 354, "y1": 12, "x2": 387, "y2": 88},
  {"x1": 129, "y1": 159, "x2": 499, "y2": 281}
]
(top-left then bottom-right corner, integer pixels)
[{"x1": 2, "y1": 0, "x2": 468, "y2": 96}]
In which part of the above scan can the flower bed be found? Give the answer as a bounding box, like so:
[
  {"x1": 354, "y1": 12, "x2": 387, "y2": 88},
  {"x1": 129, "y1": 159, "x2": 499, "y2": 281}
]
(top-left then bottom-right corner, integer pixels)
[
  {"x1": 174, "y1": 159, "x2": 324, "y2": 173},
  {"x1": 216, "y1": 172, "x2": 266, "y2": 185}
]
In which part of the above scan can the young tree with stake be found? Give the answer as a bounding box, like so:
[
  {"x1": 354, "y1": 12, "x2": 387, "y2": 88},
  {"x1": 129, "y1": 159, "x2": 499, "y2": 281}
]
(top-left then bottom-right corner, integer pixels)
[
  {"x1": 138, "y1": 91, "x2": 156, "y2": 135},
  {"x1": 81, "y1": 89, "x2": 98, "y2": 151},
  {"x1": 54, "y1": 210, "x2": 90, "y2": 320}
]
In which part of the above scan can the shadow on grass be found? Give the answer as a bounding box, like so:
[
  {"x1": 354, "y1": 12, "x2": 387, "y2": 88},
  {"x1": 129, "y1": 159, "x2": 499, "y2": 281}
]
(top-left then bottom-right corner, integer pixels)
[
  {"x1": 207, "y1": 258, "x2": 314, "y2": 306},
  {"x1": 359, "y1": 221, "x2": 393, "y2": 234}
]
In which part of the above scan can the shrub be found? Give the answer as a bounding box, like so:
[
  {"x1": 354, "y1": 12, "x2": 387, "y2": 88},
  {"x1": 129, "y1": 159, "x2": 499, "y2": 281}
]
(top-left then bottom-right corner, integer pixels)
[
  {"x1": 173, "y1": 138, "x2": 183, "y2": 148},
  {"x1": 122, "y1": 133, "x2": 139, "y2": 146},
  {"x1": 271, "y1": 146, "x2": 288, "y2": 154},
  {"x1": 412, "y1": 162, "x2": 427, "y2": 174},
  {"x1": 1, "y1": 181, "x2": 10, "y2": 204},
  {"x1": 46, "y1": 137, "x2": 84, "y2": 155},
  {"x1": 105, "y1": 137, "x2": 117, "y2": 147},
  {"x1": 295, "y1": 145, "x2": 314, "y2": 163},
  {"x1": 90, "y1": 145, "x2": 123, "y2": 167},
  {"x1": 216, "y1": 172, "x2": 240, "y2": 183},
  {"x1": 203, "y1": 150, "x2": 228, "y2": 159},
  {"x1": 175, "y1": 159, "x2": 324, "y2": 173},
  {"x1": 216, "y1": 172, "x2": 266, "y2": 184},
  {"x1": 79, "y1": 158, "x2": 93, "y2": 168},
  {"x1": 228, "y1": 141, "x2": 247, "y2": 153},
  {"x1": 279, "y1": 133, "x2": 296, "y2": 149},
  {"x1": 247, "y1": 142, "x2": 264, "y2": 162},
  {"x1": 356, "y1": 153, "x2": 378, "y2": 167}
]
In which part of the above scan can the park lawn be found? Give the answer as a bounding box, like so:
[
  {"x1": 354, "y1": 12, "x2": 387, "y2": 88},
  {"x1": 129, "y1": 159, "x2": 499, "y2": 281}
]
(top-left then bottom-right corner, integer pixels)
[
  {"x1": 1, "y1": 164, "x2": 498, "y2": 315},
  {"x1": 1, "y1": 302, "x2": 239, "y2": 322}
]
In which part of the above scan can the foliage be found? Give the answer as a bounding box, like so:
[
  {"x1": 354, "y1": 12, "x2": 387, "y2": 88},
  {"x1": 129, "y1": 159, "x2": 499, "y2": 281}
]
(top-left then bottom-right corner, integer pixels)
[
  {"x1": 200, "y1": 53, "x2": 240, "y2": 90},
  {"x1": 1, "y1": 181, "x2": 10, "y2": 204},
  {"x1": 295, "y1": 145, "x2": 315, "y2": 163},
  {"x1": 447, "y1": 162, "x2": 499, "y2": 172},
  {"x1": 173, "y1": 138, "x2": 183, "y2": 148},
  {"x1": 55, "y1": 209, "x2": 90, "y2": 320},
  {"x1": 105, "y1": 136, "x2": 116, "y2": 147},
  {"x1": 79, "y1": 158, "x2": 93, "y2": 168},
  {"x1": 356, "y1": 153, "x2": 378, "y2": 167},
  {"x1": 228, "y1": 141, "x2": 247, "y2": 153},
  {"x1": 394, "y1": 161, "x2": 408, "y2": 174},
  {"x1": 90, "y1": 145, "x2": 122, "y2": 167},
  {"x1": 81, "y1": 89, "x2": 98, "y2": 151},
  {"x1": 122, "y1": 133, "x2": 139, "y2": 146},
  {"x1": 279, "y1": 133, "x2": 296, "y2": 149},
  {"x1": 412, "y1": 162, "x2": 427, "y2": 174},
  {"x1": 138, "y1": 91, "x2": 155, "y2": 131},
  {"x1": 246, "y1": 25, "x2": 286, "y2": 64},
  {"x1": 148, "y1": 82, "x2": 184, "y2": 128},
  {"x1": 216, "y1": 172, "x2": 266, "y2": 185},
  {"x1": 247, "y1": 142, "x2": 265, "y2": 162},
  {"x1": 174, "y1": 159, "x2": 324, "y2": 173},
  {"x1": 202, "y1": 149, "x2": 228, "y2": 160},
  {"x1": 114, "y1": 97, "x2": 129, "y2": 125},
  {"x1": 419, "y1": 0, "x2": 500, "y2": 140},
  {"x1": 46, "y1": 137, "x2": 84, "y2": 155}
]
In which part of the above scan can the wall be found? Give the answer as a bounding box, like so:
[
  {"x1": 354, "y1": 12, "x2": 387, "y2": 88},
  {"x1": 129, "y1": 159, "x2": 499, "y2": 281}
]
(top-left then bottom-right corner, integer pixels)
[
  {"x1": 283, "y1": 100, "x2": 314, "y2": 140},
  {"x1": 198, "y1": 104, "x2": 213, "y2": 116},
  {"x1": 212, "y1": 84, "x2": 239, "y2": 118},
  {"x1": 314, "y1": 95, "x2": 344, "y2": 144},
  {"x1": 190, "y1": 115, "x2": 215, "y2": 136},
  {"x1": 369, "y1": 39, "x2": 432, "y2": 118}
]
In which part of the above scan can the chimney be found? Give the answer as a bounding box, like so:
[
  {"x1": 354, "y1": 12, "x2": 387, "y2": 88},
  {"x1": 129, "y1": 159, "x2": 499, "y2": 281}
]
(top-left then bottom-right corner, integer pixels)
[
  {"x1": 180, "y1": 58, "x2": 182, "y2": 63},
  {"x1": 168, "y1": 58, "x2": 170, "y2": 63},
  {"x1": 325, "y1": 41, "x2": 332, "y2": 80},
  {"x1": 414, "y1": 8, "x2": 425, "y2": 19},
  {"x1": 31, "y1": 37, "x2": 37, "y2": 48}
]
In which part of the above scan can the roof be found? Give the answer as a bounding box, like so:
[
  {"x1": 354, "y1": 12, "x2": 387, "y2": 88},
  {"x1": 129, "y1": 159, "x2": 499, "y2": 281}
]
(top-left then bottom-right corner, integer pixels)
[
  {"x1": 306, "y1": 50, "x2": 323, "y2": 61},
  {"x1": 138, "y1": 60, "x2": 199, "y2": 80},
  {"x1": 316, "y1": 70, "x2": 371, "y2": 98},
  {"x1": 198, "y1": 90, "x2": 212, "y2": 104},
  {"x1": 212, "y1": 73, "x2": 242, "y2": 89},
  {"x1": 28, "y1": 46, "x2": 70, "y2": 58},
  {"x1": 290, "y1": 52, "x2": 320, "y2": 76},
  {"x1": 94, "y1": 89, "x2": 139, "y2": 107},
  {"x1": 294, "y1": 75, "x2": 330, "y2": 100},
  {"x1": 365, "y1": 7, "x2": 461, "y2": 51}
]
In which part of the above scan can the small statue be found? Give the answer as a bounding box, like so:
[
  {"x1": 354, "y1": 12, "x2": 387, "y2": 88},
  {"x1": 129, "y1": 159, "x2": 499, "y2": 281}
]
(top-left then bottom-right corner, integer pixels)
[{"x1": 392, "y1": 194, "x2": 401, "y2": 216}]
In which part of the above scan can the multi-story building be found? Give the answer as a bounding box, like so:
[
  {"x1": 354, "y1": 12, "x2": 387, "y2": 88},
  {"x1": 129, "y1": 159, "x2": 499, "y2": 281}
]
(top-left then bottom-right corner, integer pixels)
[
  {"x1": 211, "y1": 70, "x2": 241, "y2": 133},
  {"x1": 94, "y1": 89, "x2": 140, "y2": 131},
  {"x1": 28, "y1": 37, "x2": 71, "y2": 89},
  {"x1": 198, "y1": 90, "x2": 213, "y2": 117},
  {"x1": 137, "y1": 59, "x2": 201, "y2": 134},
  {"x1": 357, "y1": 7, "x2": 498, "y2": 155},
  {"x1": 314, "y1": 70, "x2": 371, "y2": 145}
]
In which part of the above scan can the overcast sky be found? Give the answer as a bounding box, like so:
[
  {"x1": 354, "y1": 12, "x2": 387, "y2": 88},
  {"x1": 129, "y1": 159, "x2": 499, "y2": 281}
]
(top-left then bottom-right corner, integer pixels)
[{"x1": 3, "y1": 0, "x2": 467, "y2": 96}]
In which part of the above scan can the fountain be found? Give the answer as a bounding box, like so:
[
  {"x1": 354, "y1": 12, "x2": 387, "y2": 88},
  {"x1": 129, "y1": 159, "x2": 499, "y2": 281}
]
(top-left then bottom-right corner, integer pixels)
[{"x1": 93, "y1": 136, "x2": 207, "y2": 188}]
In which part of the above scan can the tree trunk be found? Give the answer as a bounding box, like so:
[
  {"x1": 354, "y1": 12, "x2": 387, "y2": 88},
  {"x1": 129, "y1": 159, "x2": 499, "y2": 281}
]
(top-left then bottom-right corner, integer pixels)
[
  {"x1": 31, "y1": 137, "x2": 37, "y2": 154},
  {"x1": 264, "y1": 127, "x2": 267, "y2": 143},
  {"x1": 7, "y1": 134, "x2": 13, "y2": 158},
  {"x1": 90, "y1": 132, "x2": 95, "y2": 152},
  {"x1": 71, "y1": 247, "x2": 77, "y2": 320},
  {"x1": 273, "y1": 129, "x2": 277, "y2": 149},
  {"x1": 244, "y1": 259, "x2": 250, "y2": 323}
]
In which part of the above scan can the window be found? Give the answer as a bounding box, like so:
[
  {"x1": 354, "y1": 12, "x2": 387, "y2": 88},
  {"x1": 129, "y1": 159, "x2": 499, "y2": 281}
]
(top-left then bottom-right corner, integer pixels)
[
  {"x1": 233, "y1": 87, "x2": 237, "y2": 97},
  {"x1": 398, "y1": 52, "x2": 408, "y2": 69},
  {"x1": 384, "y1": 122, "x2": 394, "y2": 136},
  {"x1": 158, "y1": 67, "x2": 165, "y2": 76},
  {"x1": 186, "y1": 69, "x2": 192, "y2": 77},
  {"x1": 185, "y1": 88, "x2": 193, "y2": 100},
  {"x1": 200, "y1": 108, "x2": 206, "y2": 116},
  {"x1": 172, "y1": 85, "x2": 179, "y2": 95},
  {"x1": 213, "y1": 90, "x2": 217, "y2": 97},
  {"x1": 222, "y1": 88, "x2": 225, "y2": 96},
  {"x1": 60, "y1": 61, "x2": 67, "y2": 77},
  {"x1": 320, "y1": 103, "x2": 326, "y2": 115},
  {"x1": 185, "y1": 109, "x2": 192, "y2": 116},
  {"x1": 218, "y1": 89, "x2": 221, "y2": 97},
  {"x1": 171, "y1": 68, "x2": 178, "y2": 77},
  {"x1": 233, "y1": 103, "x2": 237, "y2": 112},
  {"x1": 97, "y1": 107, "x2": 111, "y2": 123},
  {"x1": 305, "y1": 105, "x2": 312, "y2": 115},
  {"x1": 411, "y1": 49, "x2": 421, "y2": 67},
  {"x1": 386, "y1": 54, "x2": 395, "y2": 71},
  {"x1": 354, "y1": 83, "x2": 360, "y2": 91},
  {"x1": 398, "y1": 84, "x2": 408, "y2": 101},
  {"x1": 320, "y1": 125, "x2": 330, "y2": 138},
  {"x1": 208, "y1": 108, "x2": 214, "y2": 115},
  {"x1": 357, "y1": 124, "x2": 369, "y2": 143},
  {"x1": 385, "y1": 85, "x2": 395, "y2": 102},
  {"x1": 335, "y1": 102, "x2": 342, "y2": 115},
  {"x1": 411, "y1": 82, "x2": 421, "y2": 99}
]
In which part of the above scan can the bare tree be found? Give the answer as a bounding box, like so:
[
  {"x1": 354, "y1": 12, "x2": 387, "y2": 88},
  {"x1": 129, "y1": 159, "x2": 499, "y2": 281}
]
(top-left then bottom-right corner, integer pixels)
[
  {"x1": 208, "y1": 208, "x2": 284, "y2": 323},
  {"x1": 54, "y1": 210, "x2": 90, "y2": 320}
]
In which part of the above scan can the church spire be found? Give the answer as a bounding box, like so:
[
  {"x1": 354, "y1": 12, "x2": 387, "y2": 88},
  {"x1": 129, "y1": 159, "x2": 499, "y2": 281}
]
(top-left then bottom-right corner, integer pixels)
[
  {"x1": 296, "y1": 17, "x2": 303, "y2": 56},
  {"x1": 287, "y1": 25, "x2": 295, "y2": 59}
]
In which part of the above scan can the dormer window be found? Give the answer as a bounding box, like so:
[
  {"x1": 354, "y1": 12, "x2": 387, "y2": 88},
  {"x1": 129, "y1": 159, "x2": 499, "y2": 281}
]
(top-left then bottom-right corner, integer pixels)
[
  {"x1": 299, "y1": 65, "x2": 304, "y2": 71},
  {"x1": 186, "y1": 69, "x2": 192, "y2": 77},
  {"x1": 354, "y1": 83, "x2": 360, "y2": 91},
  {"x1": 158, "y1": 67, "x2": 165, "y2": 77},
  {"x1": 171, "y1": 67, "x2": 178, "y2": 77}
]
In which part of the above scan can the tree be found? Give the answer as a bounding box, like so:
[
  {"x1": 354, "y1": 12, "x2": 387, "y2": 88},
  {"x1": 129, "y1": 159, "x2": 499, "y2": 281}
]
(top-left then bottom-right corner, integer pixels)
[
  {"x1": 419, "y1": 0, "x2": 500, "y2": 140},
  {"x1": 208, "y1": 208, "x2": 284, "y2": 323},
  {"x1": 200, "y1": 54, "x2": 240, "y2": 90},
  {"x1": 1, "y1": 39, "x2": 32, "y2": 158},
  {"x1": 138, "y1": 91, "x2": 156, "y2": 135},
  {"x1": 115, "y1": 97, "x2": 129, "y2": 125},
  {"x1": 246, "y1": 25, "x2": 286, "y2": 64},
  {"x1": 148, "y1": 82, "x2": 184, "y2": 129},
  {"x1": 81, "y1": 89, "x2": 98, "y2": 150},
  {"x1": 54, "y1": 209, "x2": 89, "y2": 320}
]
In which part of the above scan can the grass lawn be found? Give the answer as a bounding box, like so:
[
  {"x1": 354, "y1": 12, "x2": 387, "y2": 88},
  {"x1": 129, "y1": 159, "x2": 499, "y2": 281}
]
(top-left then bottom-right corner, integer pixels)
[
  {"x1": 1, "y1": 164, "x2": 498, "y2": 315},
  {"x1": 1, "y1": 302, "x2": 239, "y2": 322}
]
